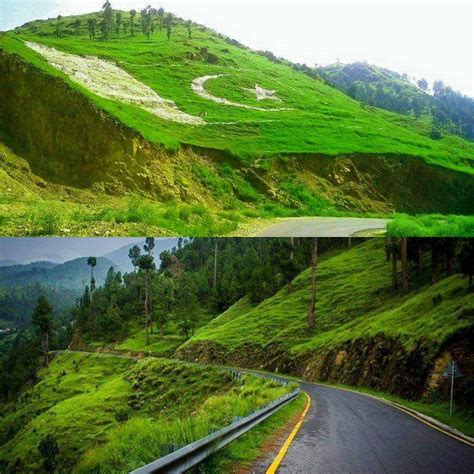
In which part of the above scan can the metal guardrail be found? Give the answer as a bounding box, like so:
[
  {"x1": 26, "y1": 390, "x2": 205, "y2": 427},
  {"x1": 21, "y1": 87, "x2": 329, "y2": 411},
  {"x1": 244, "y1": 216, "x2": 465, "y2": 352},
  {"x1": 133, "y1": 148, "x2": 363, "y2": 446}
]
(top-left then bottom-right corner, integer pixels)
[{"x1": 130, "y1": 388, "x2": 300, "y2": 474}]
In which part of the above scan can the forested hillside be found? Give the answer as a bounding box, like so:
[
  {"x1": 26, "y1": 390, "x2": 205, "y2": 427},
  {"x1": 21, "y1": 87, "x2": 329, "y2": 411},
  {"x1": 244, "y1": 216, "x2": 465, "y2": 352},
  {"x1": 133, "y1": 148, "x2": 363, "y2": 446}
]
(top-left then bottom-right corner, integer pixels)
[
  {"x1": 179, "y1": 239, "x2": 474, "y2": 406},
  {"x1": 0, "y1": 283, "x2": 77, "y2": 328},
  {"x1": 321, "y1": 62, "x2": 474, "y2": 140}
]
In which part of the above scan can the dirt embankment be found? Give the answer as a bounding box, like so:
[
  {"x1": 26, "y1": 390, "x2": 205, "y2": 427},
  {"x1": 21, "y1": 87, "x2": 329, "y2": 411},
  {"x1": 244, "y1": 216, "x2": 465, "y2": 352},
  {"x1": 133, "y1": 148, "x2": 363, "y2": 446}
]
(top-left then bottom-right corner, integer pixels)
[
  {"x1": 1, "y1": 50, "x2": 473, "y2": 215},
  {"x1": 177, "y1": 328, "x2": 474, "y2": 406},
  {"x1": 0, "y1": 50, "x2": 216, "y2": 203}
]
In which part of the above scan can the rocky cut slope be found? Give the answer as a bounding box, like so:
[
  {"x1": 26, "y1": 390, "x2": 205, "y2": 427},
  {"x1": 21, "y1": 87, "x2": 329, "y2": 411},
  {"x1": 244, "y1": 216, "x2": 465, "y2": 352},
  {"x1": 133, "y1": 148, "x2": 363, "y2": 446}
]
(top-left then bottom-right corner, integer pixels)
[
  {"x1": 0, "y1": 11, "x2": 473, "y2": 228},
  {"x1": 177, "y1": 239, "x2": 474, "y2": 406}
]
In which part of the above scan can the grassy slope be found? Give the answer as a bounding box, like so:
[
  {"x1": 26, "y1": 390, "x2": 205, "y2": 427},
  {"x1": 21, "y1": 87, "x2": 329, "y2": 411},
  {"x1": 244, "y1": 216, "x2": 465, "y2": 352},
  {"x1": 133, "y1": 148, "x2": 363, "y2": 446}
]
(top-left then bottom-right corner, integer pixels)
[
  {"x1": 0, "y1": 352, "x2": 294, "y2": 473},
  {"x1": 1, "y1": 14, "x2": 474, "y2": 175},
  {"x1": 181, "y1": 239, "x2": 473, "y2": 354},
  {"x1": 387, "y1": 214, "x2": 474, "y2": 237}
]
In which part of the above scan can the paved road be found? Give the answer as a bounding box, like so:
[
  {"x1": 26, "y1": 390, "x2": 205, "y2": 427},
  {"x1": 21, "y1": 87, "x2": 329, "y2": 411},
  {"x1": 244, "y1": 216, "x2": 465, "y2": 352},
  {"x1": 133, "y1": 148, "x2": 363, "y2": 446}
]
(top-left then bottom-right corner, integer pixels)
[
  {"x1": 255, "y1": 217, "x2": 390, "y2": 237},
  {"x1": 278, "y1": 383, "x2": 474, "y2": 473}
]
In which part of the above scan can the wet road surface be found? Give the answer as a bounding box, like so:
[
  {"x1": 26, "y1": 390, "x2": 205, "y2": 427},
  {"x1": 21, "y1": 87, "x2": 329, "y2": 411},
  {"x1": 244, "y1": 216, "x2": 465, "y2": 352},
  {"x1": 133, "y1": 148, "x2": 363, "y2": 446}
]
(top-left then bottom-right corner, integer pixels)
[{"x1": 278, "y1": 383, "x2": 474, "y2": 473}]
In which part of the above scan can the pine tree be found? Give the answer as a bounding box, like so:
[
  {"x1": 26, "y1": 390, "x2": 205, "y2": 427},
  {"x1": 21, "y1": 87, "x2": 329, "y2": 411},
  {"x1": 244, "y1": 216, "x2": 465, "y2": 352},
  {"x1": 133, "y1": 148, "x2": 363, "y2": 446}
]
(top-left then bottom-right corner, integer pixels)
[
  {"x1": 32, "y1": 295, "x2": 54, "y2": 367},
  {"x1": 307, "y1": 238, "x2": 317, "y2": 330}
]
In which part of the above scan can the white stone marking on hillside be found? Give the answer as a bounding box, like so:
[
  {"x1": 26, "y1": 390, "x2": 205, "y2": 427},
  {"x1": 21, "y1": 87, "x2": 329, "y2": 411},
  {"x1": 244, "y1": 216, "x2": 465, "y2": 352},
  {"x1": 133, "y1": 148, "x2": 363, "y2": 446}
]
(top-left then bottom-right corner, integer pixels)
[
  {"x1": 191, "y1": 75, "x2": 291, "y2": 111},
  {"x1": 26, "y1": 42, "x2": 205, "y2": 126},
  {"x1": 244, "y1": 84, "x2": 282, "y2": 101}
]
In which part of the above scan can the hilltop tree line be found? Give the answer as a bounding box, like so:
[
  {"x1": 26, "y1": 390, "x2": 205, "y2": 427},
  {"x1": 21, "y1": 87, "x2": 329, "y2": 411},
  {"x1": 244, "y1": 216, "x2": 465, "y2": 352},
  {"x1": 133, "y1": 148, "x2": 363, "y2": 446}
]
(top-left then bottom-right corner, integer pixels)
[
  {"x1": 51, "y1": 2, "x2": 194, "y2": 43},
  {"x1": 386, "y1": 238, "x2": 474, "y2": 293},
  {"x1": 72, "y1": 238, "x2": 347, "y2": 345}
]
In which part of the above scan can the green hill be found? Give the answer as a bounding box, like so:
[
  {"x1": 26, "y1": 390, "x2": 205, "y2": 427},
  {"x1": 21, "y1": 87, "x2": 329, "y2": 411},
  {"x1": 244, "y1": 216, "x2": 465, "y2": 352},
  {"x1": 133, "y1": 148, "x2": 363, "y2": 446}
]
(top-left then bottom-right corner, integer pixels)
[
  {"x1": 0, "y1": 9, "x2": 473, "y2": 235},
  {"x1": 0, "y1": 351, "x2": 294, "y2": 473},
  {"x1": 178, "y1": 239, "x2": 473, "y2": 402},
  {"x1": 320, "y1": 62, "x2": 474, "y2": 141}
]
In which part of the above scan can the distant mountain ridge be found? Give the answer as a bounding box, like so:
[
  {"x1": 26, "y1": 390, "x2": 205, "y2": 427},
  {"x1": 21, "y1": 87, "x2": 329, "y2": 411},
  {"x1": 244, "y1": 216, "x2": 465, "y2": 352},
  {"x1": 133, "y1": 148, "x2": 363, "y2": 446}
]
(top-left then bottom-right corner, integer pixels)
[{"x1": 0, "y1": 257, "x2": 115, "y2": 290}]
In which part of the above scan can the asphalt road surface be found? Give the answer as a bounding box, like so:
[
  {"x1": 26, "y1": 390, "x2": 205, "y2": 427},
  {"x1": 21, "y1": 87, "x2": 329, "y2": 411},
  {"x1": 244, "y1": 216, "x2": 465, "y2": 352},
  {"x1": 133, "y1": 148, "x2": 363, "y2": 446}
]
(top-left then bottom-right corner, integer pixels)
[
  {"x1": 278, "y1": 383, "x2": 474, "y2": 473},
  {"x1": 255, "y1": 217, "x2": 390, "y2": 237}
]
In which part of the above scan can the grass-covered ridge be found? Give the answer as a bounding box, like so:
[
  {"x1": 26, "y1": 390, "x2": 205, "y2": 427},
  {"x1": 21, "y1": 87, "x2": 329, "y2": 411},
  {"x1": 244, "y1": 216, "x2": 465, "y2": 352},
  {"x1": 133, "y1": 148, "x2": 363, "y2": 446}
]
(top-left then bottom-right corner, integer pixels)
[
  {"x1": 181, "y1": 239, "x2": 473, "y2": 355},
  {"x1": 0, "y1": 351, "x2": 295, "y2": 473},
  {"x1": 1, "y1": 12, "x2": 474, "y2": 174}
]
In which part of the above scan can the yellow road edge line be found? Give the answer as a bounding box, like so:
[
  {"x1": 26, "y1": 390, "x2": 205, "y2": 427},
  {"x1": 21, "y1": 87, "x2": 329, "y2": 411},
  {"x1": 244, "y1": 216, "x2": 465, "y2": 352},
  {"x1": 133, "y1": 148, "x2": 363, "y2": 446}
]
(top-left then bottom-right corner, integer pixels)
[
  {"x1": 316, "y1": 383, "x2": 474, "y2": 448},
  {"x1": 266, "y1": 392, "x2": 312, "y2": 474}
]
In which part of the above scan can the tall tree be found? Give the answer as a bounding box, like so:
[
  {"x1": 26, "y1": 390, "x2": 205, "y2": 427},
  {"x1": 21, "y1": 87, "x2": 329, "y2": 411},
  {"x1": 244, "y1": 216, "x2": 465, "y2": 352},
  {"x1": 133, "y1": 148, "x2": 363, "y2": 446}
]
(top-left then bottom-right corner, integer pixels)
[
  {"x1": 55, "y1": 17, "x2": 62, "y2": 38},
  {"x1": 141, "y1": 6, "x2": 153, "y2": 39},
  {"x1": 87, "y1": 18, "x2": 97, "y2": 39},
  {"x1": 138, "y1": 238, "x2": 155, "y2": 345},
  {"x1": 460, "y1": 239, "x2": 474, "y2": 291},
  {"x1": 430, "y1": 239, "x2": 440, "y2": 285},
  {"x1": 213, "y1": 239, "x2": 218, "y2": 288},
  {"x1": 73, "y1": 19, "x2": 81, "y2": 39},
  {"x1": 123, "y1": 20, "x2": 129, "y2": 36},
  {"x1": 185, "y1": 20, "x2": 192, "y2": 39},
  {"x1": 87, "y1": 257, "x2": 97, "y2": 293},
  {"x1": 128, "y1": 245, "x2": 141, "y2": 272},
  {"x1": 442, "y1": 238, "x2": 456, "y2": 276},
  {"x1": 390, "y1": 238, "x2": 399, "y2": 290},
  {"x1": 307, "y1": 238, "x2": 317, "y2": 330},
  {"x1": 32, "y1": 295, "x2": 54, "y2": 367},
  {"x1": 157, "y1": 7, "x2": 165, "y2": 31},
  {"x1": 101, "y1": 1, "x2": 114, "y2": 41},
  {"x1": 401, "y1": 237, "x2": 409, "y2": 293},
  {"x1": 115, "y1": 11, "x2": 122, "y2": 36},
  {"x1": 165, "y1": 14, "x2": 173, "y2": 41},
  {"x1": 129, "y1": 9, "x2": 137, "y2": 36},
  {"x1": 417, "y1": 78, "x2": 428, "y2": 91}
]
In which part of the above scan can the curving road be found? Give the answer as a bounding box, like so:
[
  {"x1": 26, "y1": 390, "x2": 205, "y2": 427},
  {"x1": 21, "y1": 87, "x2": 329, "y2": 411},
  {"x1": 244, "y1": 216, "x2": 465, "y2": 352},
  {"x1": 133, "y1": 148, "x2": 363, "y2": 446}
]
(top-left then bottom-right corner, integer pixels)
[
  {"x1": 277, "y1": 383, "x2": 474, "y2": 473},
  {"x1": 255, "y1": 217, "x2": 390, "y2": 237}
]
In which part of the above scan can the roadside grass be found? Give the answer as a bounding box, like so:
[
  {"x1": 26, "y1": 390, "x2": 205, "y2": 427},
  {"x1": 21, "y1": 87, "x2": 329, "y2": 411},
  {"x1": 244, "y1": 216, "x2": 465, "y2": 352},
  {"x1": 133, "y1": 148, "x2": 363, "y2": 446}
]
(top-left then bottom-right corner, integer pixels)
[
  {"x1": 2, "y1": 19, "x2": 474, "y2": 174},
  {"x1": 0, "y1": 191, "x2": 392, "y2": 237},
  {"x1": 322, "y1": 382, "x2": 474, "y2": 438},
  {"x1": 0, "y1": 195, "x2": 243, "y2": 237},
  {"x1": 183, "y1": 239, "x2": 474, "y2": 355},
  {"x1": 0, "y1": 352, "x2": 295, "y2": 473},
  {"x1": 76, "y1": 365, "x2": 295, "y2": 473},
  {"x1": 200, "y1": 393, "x2": 307, "y2": 473},
  {"x1": 387, "y1": 214, "x2": 474, "y2": 237}
]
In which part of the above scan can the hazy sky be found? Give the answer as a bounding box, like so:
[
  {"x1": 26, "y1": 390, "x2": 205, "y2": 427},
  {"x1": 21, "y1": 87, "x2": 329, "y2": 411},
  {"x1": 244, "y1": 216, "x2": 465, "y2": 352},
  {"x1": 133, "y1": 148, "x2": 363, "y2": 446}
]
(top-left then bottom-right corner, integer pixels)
[
  {"x1": 0, "y1": 238, "x2": 144, "y2": 263},
  {"x1": 0, "y1": 0, "x2": 472, "y2": 96}
]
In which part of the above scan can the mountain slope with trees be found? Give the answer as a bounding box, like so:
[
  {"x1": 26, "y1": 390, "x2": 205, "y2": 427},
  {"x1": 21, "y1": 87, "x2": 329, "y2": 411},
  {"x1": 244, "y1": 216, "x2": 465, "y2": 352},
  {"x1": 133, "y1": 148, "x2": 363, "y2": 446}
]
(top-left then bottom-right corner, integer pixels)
[
  {"x1": 0, "y1": 257, "x2": 116, "y2": 289},
  {"x1": 178, "y1": 238, "x2": 474, "y2": 406},
  {"x1": 320, "y1": 62, "x2": 474, "y2": 141},
  {"x1": 0, "y1": 4, "x2": 473, "y2": 235}
]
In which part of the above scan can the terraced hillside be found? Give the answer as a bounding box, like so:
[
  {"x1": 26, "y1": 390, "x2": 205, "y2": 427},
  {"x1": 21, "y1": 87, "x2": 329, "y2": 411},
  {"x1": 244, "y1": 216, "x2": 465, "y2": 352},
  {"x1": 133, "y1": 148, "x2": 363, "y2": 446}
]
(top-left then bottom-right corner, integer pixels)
[
  {"x1": 178, "y1": 239, "x2": 474, "y2": 403},
  {"x1": 0, "y1": 10, "x2": 473, "y2": 234}
]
